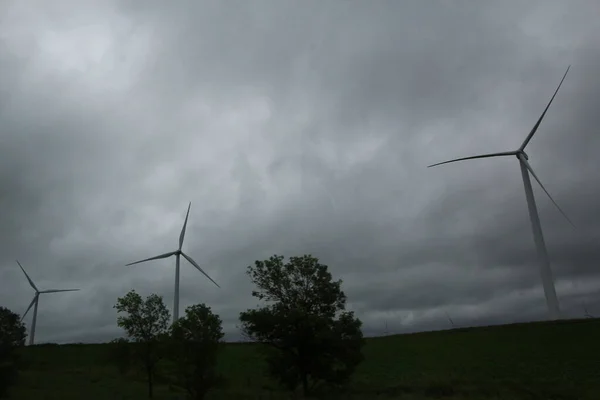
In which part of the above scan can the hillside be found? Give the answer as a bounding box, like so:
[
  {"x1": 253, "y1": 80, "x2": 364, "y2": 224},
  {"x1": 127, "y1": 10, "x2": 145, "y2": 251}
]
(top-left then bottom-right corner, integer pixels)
[{"x1": 8, "y1": 318, "x2": 600, "y2": 399}]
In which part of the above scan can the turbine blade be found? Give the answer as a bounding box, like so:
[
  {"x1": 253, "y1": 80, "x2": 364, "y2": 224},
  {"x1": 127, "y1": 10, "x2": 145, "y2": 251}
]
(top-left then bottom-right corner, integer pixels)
[
  {"x1": 519, "y1": 66, "x2": 570, "y2": 151},
  {"x1": 22, "y1": 296, "x2": 37, "y2": 321},
  {"x1": 427, "y1": 151, "x2": 517, "y2": 168},
  {"x1": 179, "y1": 202, "x2": 191, "y2": 250},
  {"x1": 40, "y1": 289, "x2": 80, "y2": 293},
  {"x1": 180, "y1": 252, "x2": 220, "y2": 288},
  {"x1": 521, "y1": 157, "x2": 575, "y2": 228},
  {"x1": 125, "y1": 251, "x2": 176, "y2": 266},
  {"x1": 16, "y1": 260, "x2": 39, "y2": 291}
]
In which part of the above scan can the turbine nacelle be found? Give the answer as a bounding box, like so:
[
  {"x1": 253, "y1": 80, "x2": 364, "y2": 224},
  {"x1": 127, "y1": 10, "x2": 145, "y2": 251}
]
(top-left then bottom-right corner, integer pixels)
[{"x1": 427, "y1": 66, "x2": 573, "y2": 228}]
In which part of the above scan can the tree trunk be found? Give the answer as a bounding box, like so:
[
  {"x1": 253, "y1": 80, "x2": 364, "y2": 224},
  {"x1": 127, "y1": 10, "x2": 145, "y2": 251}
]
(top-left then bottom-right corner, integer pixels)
[
  {"x1": 147, "y1": 365, "x2": 153, "y2": 398},
  {"x1": 301, "y1": 372, "x2": 309, "y2": 397}
]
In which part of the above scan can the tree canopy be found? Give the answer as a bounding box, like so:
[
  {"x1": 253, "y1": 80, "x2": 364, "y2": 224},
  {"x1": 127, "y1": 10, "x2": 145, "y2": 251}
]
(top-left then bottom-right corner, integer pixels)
[
  {"x1": 0, "y1": 307, "x2": 26, "y2": 350},
  {"x1": 114, "y1": 290, "x2": 171, "y2": 398},
  {"x1": 0, "y1": 306, "x2": 27, "y2": 398},
  {"x1": 239, "y1": 254, "x2": 365, "y2": 396},
  {"x1": 114, "y1": 290, "x2": 170, "y2": 342},
  {"x1": 170, "y1": 304, "x2": 225, "y2": 400}
]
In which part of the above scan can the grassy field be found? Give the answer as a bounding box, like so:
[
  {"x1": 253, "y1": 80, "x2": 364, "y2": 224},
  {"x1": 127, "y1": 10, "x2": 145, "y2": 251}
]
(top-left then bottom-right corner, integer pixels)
[{"x1": 7, "y1": 318, "x2": 600, "y2": 399}]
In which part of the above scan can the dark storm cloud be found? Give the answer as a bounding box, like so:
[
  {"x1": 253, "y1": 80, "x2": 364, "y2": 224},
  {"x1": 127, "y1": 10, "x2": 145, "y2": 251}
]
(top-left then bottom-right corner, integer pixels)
[{"x1": 1, "y1": 0, "x2": 599, "y2": 343}]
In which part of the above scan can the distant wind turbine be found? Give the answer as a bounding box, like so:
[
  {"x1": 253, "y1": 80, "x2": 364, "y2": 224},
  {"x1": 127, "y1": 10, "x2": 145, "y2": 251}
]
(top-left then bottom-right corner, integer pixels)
[
  {"x1": 428, "y1": 66, "x2": 574, "y2": 321},
  {"x1": 126, "y1": 202, "x2": 220, "y2": 324},
  {"x1": 445, "y1": 311, "x2": 455, "y2": 329},
  {"x1": 17, "y1": 260, "x2": 80, "y2": 346}
]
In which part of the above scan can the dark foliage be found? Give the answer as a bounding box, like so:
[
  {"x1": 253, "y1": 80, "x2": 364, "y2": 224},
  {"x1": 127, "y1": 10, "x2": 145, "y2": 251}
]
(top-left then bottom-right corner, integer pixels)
[
  {"x1": 0, "y1": 306, "x2": 26, "y2": 398},
  {"x1": 239, "y1": 254, "x2": 365, "y2": 397},
  {"x1": 114, "y1": 290, "x2": 170, "y2": 398},
  {"x1": 169, "y1": 304, "x2": 225, "y2": 400}
]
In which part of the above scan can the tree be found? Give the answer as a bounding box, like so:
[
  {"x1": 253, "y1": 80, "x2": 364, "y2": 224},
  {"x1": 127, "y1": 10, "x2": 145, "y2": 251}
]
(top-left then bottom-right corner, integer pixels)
[
  {"x1": 239, "y1": 254, "x2": 365, "y2": 397},
  {"x1": 108, "y1": 337, "x2": 132, "y2": 375},
  {"x1": 0, "y1": 306, "x2": 26, "y2": 398},
  {"x1": 169, "y1": 304, "x2": 225, "y2": 400},
  {"x1": 114, "y1": 290, "x2": 170, "y2": 398}
]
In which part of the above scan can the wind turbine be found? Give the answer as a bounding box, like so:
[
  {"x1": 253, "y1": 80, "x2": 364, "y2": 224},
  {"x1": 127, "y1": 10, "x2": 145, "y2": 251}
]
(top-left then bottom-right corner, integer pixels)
[
  {"x1": 428, "y1": 66, "x2": 574, "y2": 321},
  {"x1": 126, "y1": 202, "x2": 220, "y2": 324},
  {"x1": 445, "y1": 311, "x2": 456, "y2": 329},
  {"x1": 16, "y1": 260, "x2": 80, "y2": 346}
]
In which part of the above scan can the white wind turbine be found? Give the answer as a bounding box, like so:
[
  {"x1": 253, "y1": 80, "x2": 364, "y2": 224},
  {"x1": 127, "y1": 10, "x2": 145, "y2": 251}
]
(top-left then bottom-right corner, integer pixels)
[
  {"x1": 17, "y1": 260, "x2": 80, "y2": 346},
  {"x1": 428, "y1": 66, "x2": 574, "y2": 321},
  {"x1": 126, "y1": 202, "x2": 220, "y2": 324}
]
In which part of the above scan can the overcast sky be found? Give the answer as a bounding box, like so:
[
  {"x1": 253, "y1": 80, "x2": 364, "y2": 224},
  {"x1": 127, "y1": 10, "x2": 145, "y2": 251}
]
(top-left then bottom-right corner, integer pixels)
[{"x1": 1, "y1": 0, "x2": 600, "y2": 344}]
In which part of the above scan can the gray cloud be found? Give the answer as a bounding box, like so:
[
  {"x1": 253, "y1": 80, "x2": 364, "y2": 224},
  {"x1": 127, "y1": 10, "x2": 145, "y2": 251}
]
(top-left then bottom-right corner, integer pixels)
[{"x1": 1, "y1": 0, "x2": 600, "y2": 343}]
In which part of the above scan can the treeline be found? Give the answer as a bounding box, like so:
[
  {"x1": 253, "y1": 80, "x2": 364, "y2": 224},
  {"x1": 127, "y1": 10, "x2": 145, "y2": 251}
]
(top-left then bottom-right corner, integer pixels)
[{"x1": 0, "y1": 254, "x2": 365, "y2": 399}]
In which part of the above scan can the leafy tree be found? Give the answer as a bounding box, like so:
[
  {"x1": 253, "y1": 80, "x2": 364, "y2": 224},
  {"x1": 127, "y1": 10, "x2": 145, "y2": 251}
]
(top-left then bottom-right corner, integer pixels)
[
  {"x1": 169, "y1": 304, "x2": 225, "y2": 400},
  {"x1": 114, "y1": 290, "x2": 170, "y2": 398},
  {"x1": 0, "y1": 306, "x2": 26, "y2": 398},
  {"x1": 239, "y1": 254, "x2": 365, "y2": 397}
]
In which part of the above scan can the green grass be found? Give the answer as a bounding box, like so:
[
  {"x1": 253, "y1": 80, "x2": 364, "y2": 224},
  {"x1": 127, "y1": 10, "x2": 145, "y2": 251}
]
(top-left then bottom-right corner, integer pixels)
[{"x1": 7, "y1": 318, "x2": 600, "y2": 399}]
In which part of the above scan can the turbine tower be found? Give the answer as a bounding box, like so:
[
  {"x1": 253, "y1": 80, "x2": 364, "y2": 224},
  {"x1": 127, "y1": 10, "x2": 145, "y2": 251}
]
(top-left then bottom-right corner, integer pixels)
[
  {"x1": 126, "y1": 202, "x2": 220, "y2": 324},
  {"x1": 17, "y1": 260, "x2": 80, "y2": 346},
  {"x1": 428, "y1": 66, "x2": 574, "y2": 321}
]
